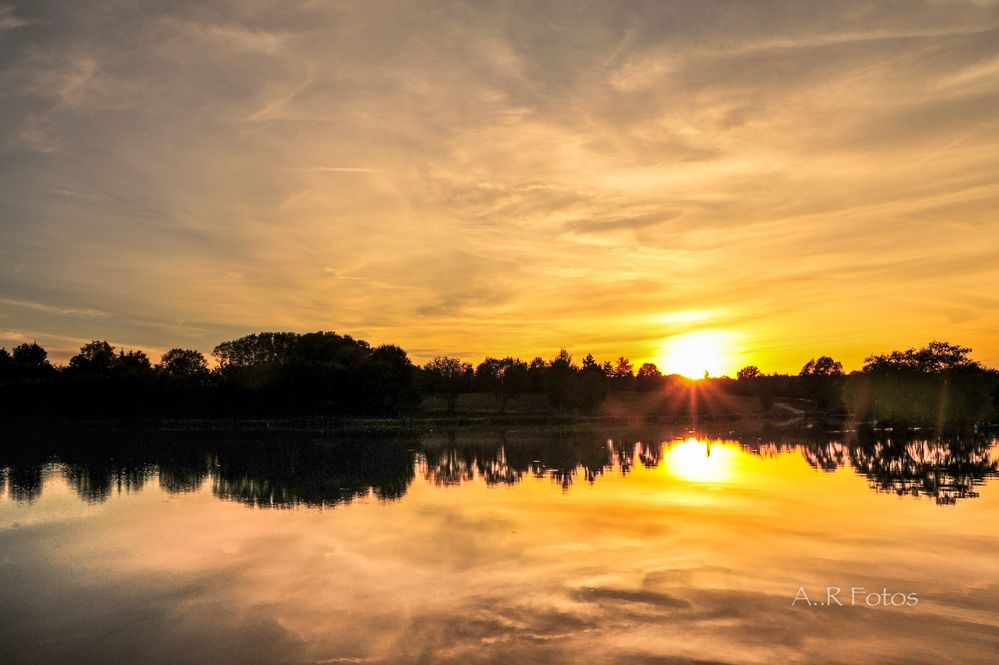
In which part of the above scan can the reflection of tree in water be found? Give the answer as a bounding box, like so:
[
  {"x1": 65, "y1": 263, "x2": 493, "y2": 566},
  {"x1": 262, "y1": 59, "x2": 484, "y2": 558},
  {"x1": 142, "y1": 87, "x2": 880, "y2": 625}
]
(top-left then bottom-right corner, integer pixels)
[
  {"x1": 637, "y1": 440, "x2": 663, "y2": 469},
  {"x1": 540, "y1": 431, "x2": 613, "y2": 489},
  {"x1": 1, "y1": 428, "x2": 996, "y2": 507},
  {"x1": 846, "y1": 432, "x2": 998, "y2": 505},
  {"x1": 799, "y1": 441, "x2": 849, "y2": 471},
  {"x1": 487, "y1": 429, "x2": 998, "y2": 503},
  {"x1": 421, "y1": 429, "x2": 615, "y2": 491},
  {"x1": 792, "y1": 431, "x2": 999, "y2": 504},
  {"x1": 211, "y1": 436, "x2": 415, "y2": 508},
  {"x1": 1, "y1": 437, "x2": 166, "y2": 503},
  {"x1": 158, "y1": 450, "x2": 212, "y2": 494},
  {"x1": 479, "y1": 445, "x2": 523, "y2": 486},
  {"x1": 421, "y1": 431, "x2": 478, "y2": 486},
  {"x1": 6, "y1": 464, "x2": 44, "y2": 503},
  {"x1": 0, "y1": 432, "x2": 416, "y2": 509},
  {"x1": 63, "y1": 461, "x2": 155, "y2": 503}
]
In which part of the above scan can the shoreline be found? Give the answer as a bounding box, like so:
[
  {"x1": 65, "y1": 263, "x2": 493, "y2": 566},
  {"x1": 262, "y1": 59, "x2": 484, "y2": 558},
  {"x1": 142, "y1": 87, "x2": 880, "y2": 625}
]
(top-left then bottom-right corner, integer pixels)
[{"x1": 2, "y1": 414, "x2": 993, "y2": 437}]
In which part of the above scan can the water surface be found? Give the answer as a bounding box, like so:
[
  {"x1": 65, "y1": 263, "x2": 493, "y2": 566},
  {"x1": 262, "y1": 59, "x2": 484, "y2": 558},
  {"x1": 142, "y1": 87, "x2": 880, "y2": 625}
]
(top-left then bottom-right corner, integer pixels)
[{"x1": 1, "y1": 426, "x2": 997, "y2": 664}]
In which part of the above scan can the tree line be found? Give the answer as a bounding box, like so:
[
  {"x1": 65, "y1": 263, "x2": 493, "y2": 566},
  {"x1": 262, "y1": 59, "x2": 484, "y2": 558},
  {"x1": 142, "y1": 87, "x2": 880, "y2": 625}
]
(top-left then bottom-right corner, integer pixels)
[{"x1": 0, "y1": 333, "x2": 996, "y2": 424}]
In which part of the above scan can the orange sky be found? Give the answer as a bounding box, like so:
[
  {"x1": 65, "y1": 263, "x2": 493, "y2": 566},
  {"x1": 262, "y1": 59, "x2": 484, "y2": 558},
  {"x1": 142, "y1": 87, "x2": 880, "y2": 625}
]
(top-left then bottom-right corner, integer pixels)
[{"x1": 1, "y1": 2, "x2": 998, "y2": 374}]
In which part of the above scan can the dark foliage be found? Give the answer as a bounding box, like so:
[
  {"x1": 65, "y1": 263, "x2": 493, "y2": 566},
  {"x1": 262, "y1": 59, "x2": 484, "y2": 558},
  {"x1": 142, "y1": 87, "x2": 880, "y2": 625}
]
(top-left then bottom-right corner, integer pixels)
[
  {"x1": 211, "y1": 332, "x2": 419, "y2": 416},
  {"x1": 420, "y1": 356, "x2": 473, "y2": 414},
  {"x1": 473, "y1": 357, "x2": 529, "y2": 414},
  {"x1": 0, "y1": 331, "x2": 420, "y2": 419},
  {"x1": 635, "y1": 362, "x2": 663, "y2": 392},
  {"x1": 0, "y1": 336, "x2": 995, "y2": 423},
  {"x1": 844, "y1": 342, "x2": 998, "y2": 425}
]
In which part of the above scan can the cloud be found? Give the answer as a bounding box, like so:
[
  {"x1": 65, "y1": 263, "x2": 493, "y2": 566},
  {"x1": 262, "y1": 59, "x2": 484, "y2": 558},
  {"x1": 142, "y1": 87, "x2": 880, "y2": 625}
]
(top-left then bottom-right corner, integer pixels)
[
  {"x1": 0, "y1": 5, "x2": 31, "y2": 31},
  {"x1": 245, "y1": 65, "x2": 314, "y2": 122},
  {"x1": 0, "y1": 1, "x2": 997, "y2": 369},
  {"x1": 289, "y1": 165, "x2": 381, "y2": 174},
  {"x1": 564, "y1": 211, "x2": 680, "y2": 234},
  {"x1": 0, "y1": 298, "x2": 108, "y2": 318}
]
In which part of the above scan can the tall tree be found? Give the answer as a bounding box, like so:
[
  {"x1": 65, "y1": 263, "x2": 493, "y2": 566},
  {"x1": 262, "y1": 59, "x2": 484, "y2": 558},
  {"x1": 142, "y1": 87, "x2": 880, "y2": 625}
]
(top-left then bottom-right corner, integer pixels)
[
  {"x1": 68, "y1": 341, "x2": 117, "y2": 376},
  {"x1": 476, "y1": 357, "x2": 529, "y2": 414},
  {"x1": 159, "y1": 348, "x2": 209, "y2": 378},
  {"x1": 424, "y1": 356, "x2": 472, "y2": 414},
  {"x1": 636, "y1": 363, "x2": 663, "y2": 391},
  {"x1": 544, "y1": 349, "x2": 577, "y2": 411},
  {"x1": 12, "y1": 342, "x2": 50, "y2": 371},
  {"x1": 800, "y1": 356, "x2": 844, "y2": 376}
]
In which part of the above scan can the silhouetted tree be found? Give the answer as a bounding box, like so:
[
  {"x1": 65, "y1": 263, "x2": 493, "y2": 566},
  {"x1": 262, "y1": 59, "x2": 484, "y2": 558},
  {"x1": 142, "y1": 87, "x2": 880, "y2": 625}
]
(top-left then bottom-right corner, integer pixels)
[
  {"x1": 0, "y1": 332, "x2": 995, "y2": 423},
  {"x1": 116, "y1": 349, "x2": 152, "y2": 373},
  {"x1": 212, "y1": 332, "x2": 300, "y2": 369},
  {"x1": 0, "y1": 343, "x2": 56, "y2": 419},
  {"x1": 635, "y1": 362, "x2": 663, "y2": 392},
  {"x1": 862, "y1": 341, "x2": 981, "y2": 374},
  {"x1": 9, "y1": 342, "x2": 53, "y2": 379},
  {"x1": 527, "y1": 356, "x2": 546, "y2": 392},
  {"x1": 423, "y1": 356, "x2": 472, "y2": 414},
  {"x1": 609, "y1": 356, "x2": 634, "y2": 390},
  {"x1": 574, "y1": 354, "x2": 609, "y2": 412},
  {"x1": 151, "y1": 348, "x2": 212, "y2": 415},
  {"x1": 846, "y1": 341, "x2": 997, "y2": 424},
  {"x1": 363, "y1": 344, "x2": 419, "y2": 414},
  {"x1": 68, "y1": 340, "x2": 117, "y2": 377},
  {"x1": 12, "y1": 342, "x2": 47, "y2": 367},
  {"x1": 208, "y1": 331, "x2": 419, "y2": 416},
  {"x1": 794, "y1": 356, "x2": 846, "y2": 411},
  {"x1": 576, "y1": 368, "x2": 608, "y2": 412},
  {"x1": 544, "y1": 349, "x2": 577, "y2": 412},
  {"x1": 800, "y1": 356, "x2": 844, "y2": 376},
  {"x1": 475, "y1": 357, "x2": 529, "y2": 414},
  {"x1": 52, "y1": 341, "x2": 158, "y2": 418},
  {"x1": 158, "y1": 348, "x2": 209, "y2": 378}
]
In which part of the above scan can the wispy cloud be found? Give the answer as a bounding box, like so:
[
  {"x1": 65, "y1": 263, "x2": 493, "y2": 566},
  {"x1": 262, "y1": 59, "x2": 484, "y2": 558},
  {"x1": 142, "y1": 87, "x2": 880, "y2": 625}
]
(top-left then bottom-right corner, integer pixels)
[
  {"x1": 0, "y1": 5, "x2": 31, "y2": 31},
  {"x1": 245, "y1": 66, "x2": 315, "y2": 122},
  {"x1": 0, "y1": 298, "x2": 108, "y2": 318},
  {"x1": 289, "y1": 166, "x2": 382, "y2": 174},
  {"x1": 0, "y1": 1, "x2": 997, "y2": 371},
  {"x1": 564, "y1": 211, "x2": 679, "y2": 235}
]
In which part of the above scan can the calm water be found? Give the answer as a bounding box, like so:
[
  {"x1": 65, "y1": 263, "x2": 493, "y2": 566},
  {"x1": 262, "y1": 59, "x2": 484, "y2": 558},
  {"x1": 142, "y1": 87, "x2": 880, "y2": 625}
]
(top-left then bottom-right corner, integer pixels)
[{"x1": 1, "y1": 426, "x2": 997, "y2": 665}]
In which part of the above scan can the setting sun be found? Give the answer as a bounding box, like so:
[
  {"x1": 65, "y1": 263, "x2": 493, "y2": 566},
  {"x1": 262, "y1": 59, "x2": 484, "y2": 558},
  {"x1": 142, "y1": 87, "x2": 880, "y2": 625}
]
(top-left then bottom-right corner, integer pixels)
[
  {"x1": 660, "y1": 331, "x2": 737, "y2": 379},
  {"x1": 2, "y1": 2, "x2": 999, "y2": 663}
]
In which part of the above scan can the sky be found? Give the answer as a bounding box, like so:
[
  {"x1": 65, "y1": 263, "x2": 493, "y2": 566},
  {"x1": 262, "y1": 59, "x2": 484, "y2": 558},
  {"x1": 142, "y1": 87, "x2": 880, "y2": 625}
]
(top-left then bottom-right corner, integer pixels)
[{"x1": 1, "y1": 0, "x2": 998, "y2": 375}]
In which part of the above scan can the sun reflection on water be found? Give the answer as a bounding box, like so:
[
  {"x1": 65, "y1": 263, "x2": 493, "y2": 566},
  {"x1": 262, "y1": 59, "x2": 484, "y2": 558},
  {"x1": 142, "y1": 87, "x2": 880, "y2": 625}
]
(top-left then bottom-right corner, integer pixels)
[{"x1": 663, "y1": 438, "x2": 738, "y2": 483}]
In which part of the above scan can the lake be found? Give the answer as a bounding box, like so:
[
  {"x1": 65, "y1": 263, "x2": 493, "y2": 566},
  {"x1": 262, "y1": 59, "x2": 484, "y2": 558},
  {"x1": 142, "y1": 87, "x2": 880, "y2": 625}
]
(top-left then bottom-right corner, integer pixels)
[{"x1": 1, "y1": 425, "x2": 997, "y2": 664}]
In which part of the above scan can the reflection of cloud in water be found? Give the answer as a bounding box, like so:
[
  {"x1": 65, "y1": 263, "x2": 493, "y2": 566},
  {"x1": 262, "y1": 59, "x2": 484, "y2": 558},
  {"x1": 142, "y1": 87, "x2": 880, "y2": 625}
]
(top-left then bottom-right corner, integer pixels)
[{"x1": 1, "y1": 429, "x2": 998, "y2": 664}]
